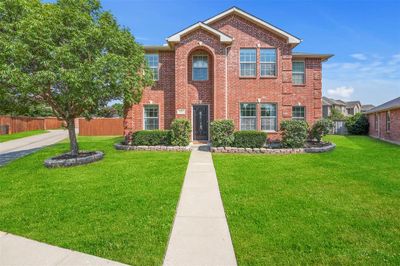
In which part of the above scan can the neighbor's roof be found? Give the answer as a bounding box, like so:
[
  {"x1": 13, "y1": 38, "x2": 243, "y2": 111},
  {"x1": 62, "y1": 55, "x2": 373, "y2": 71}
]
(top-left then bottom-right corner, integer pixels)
[
  {"x1": 365, "y1": 97, "x2": 400, "y2": 114},
  {"x1": 167, "y1": 22, "x2": 233, "y2": 44},
  {"x1": 204, "y1": 7, "x2": 301, "y2": 45},
  {"x1": 292, "y1": 52, "x2": 333, "y2": 62},
  {"x1": 322, "y1": 97, "x2": 346, "y2": 106},
  {"x1": 361, "y1": 104, "x2": 375, "y2": 112},
  {"x1": 345, "y1": 101, "x2": 361, "y2": 108}
]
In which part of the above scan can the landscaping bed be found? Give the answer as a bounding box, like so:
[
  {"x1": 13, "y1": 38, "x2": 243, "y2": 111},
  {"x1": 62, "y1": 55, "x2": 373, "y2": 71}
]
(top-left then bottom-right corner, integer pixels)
[
  {"x1": 115, "y1": 143, "x2": 191, "y2": 152},
  {"x1": 44, "y1": 151, "x2": 104, "y2": 168}
]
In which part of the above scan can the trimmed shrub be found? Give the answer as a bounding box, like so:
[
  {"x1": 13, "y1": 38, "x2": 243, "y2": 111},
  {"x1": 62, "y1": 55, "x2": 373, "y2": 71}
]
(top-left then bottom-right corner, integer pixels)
[
  {"x1": 233, "y1": 131, "x2": 267, "y2": 148},
  {"x1": 132, "y1": 130, "x2": 171, "y2": 146},
  {"x1": 210, "y1": 120, "x2": 235, "y2": 147},
  {"x1": 309, "y1": 119, "x2": 333, "y2": 142},
  {"x1": 345, "y1": 113, "x2": 369, "y2": 135},
  {"x1": 170, "y1": 119, "x2": 191, "y2": 146},
  {"x1": 280, "y1": 120, "x2": 308, "y2": 148}
]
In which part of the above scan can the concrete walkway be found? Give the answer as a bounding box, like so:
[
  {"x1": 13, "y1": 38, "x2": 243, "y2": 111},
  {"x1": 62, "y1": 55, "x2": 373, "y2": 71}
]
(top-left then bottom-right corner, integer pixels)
[
  {"x1": 163, "y1": 145, "x2": 237, "y2": 266},
  {"x1": 0, "y1": 130, "x2": 68, "y2": 166},
  {"x1": 0, "y1": 231, "x2": 127, "y2": 266}
]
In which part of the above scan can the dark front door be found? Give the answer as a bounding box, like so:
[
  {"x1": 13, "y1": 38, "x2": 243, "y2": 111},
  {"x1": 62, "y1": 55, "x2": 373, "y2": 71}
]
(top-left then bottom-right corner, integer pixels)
[{"x1": 193, "y1": 105, "x2": 209, "y2": 141}]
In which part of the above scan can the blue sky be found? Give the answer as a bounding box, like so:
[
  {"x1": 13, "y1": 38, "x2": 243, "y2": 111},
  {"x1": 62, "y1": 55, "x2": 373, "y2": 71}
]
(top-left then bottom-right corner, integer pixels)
[{"x1": 49, "y1": 0, "x2": 400, "y2": 105}]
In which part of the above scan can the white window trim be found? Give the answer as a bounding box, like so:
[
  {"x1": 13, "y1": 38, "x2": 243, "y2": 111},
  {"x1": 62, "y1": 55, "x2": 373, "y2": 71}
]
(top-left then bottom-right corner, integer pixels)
[
  {"x1": 192, "y1": 54, "x2": 209, "y2": 81},
  {"x1": 260, "y1": 103, "x2": 278, "y2": 132},
  {"x1": 260, "y1": 48, "x2": 277, "y2": 77},
  {"x1": 292, "y1": 106, "x2": 306, "y2": 120},
  {"x1": 145, "y1": 54, "x2": 159, "y2": 81},
  {"x1": 292, "y1": 60, "x2": 305, "y2": 85},
  {"x1": 239, "y1": 48, "x2": 257, "y2": 77},
  {"x1": 239, "y1": 103, "x2": 257, "y2": 130},
  {"x1": 143, "y1": 105, "x2": 159, "y2": 130}
]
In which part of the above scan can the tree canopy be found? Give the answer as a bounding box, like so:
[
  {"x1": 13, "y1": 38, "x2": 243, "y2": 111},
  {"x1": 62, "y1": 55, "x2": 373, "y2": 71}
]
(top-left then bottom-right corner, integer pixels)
[{"x1": 0, "y1": 0, "x2": 152, "y2": 155}]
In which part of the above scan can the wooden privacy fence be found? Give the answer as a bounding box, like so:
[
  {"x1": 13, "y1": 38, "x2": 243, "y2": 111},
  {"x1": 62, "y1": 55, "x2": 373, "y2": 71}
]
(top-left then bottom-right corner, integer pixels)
[
  {"x1": 0, "y1": 116, "x2": 65, "y2": 134},
  {"x1": 331, "y1": 120, "x2": 348, "y2": 135},
  {"x1": 78, "y1": 118, "x2": 123, "y2": 136}
]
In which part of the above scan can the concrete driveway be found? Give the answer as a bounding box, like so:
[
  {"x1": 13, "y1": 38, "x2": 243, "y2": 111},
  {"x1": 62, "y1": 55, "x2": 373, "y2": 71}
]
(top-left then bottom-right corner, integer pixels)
[{"x1": 0, "y1": 130, "x2": 68, "y2": 166}]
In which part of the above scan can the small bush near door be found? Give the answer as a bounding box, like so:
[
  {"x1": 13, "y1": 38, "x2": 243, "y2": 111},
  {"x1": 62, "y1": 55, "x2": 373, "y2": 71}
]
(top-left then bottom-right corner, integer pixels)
[
  {"x1": 280, "y1": 120, "x2": 308, "y2": 148},
  {"x1": 132, "y1": 130, "x2": 171, "y2": 146},
  {"x1": 233, "y1": 131, "x2": 267, "y2": 148},
  {"x1": 170, "y1": 119, "x2": 191, "y2": 146},
  {"x1": 210, "y1": 120, "x2": 235, "y2": 147}
]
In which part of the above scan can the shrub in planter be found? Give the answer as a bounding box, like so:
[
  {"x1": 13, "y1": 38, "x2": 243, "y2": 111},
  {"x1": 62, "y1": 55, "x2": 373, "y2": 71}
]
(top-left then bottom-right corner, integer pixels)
[
  {"x1": 170, "y1": 119, "x2": 191, "y2": 146},
  {"x1": 345, "y1": 113, "x2": 369, "y2": 135},
  {"x1": 210, "y1": 120, "x2": 235, "y2": 147},
  {"x1": 132, "y1": 130, "x2": 171, "y2": 146},
  {"x1": 280, "y1": 120, "x2": 308, "y2": 148},
  {"x1": 309, "y1": 119, "x2": 333, "y2": 142},
  {"x1": 233, "y1": 131, "x2": 267, "y2": 148}
]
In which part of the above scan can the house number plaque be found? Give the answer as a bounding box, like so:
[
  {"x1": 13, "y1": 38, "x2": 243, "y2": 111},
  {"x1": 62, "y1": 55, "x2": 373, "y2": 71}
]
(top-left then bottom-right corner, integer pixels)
[{"x1": 177, "y1": 109, "x2": 186, "y2": 115}]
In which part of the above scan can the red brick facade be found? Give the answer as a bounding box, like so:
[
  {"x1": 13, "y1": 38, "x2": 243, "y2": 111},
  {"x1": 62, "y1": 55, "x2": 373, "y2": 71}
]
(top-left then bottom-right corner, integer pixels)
[
  {"x1": 124, "y1": 8, "x2": 330, "y2": 141},
  {"x1": 368, "y1": 109, "x2": 400, "y2": 144}
]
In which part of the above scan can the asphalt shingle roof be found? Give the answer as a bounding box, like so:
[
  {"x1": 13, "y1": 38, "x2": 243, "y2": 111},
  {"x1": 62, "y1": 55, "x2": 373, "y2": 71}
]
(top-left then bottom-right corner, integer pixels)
[{"x1": 365, "y1": 97, "x2": 400, "y2": 114}]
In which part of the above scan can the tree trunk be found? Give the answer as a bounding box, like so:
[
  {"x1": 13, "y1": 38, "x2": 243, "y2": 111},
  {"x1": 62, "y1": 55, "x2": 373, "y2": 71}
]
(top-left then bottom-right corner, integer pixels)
[{"x1": 67, "y1": 118, "x2": 79, "y2": 156}]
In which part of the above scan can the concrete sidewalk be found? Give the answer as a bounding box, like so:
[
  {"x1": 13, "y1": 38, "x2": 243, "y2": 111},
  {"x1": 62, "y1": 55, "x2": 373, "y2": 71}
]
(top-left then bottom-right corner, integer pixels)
[
  {"x1": 0, "y1": 231, "x2": 127, "y2": 266},
  {"x1": 163, "y1": 145, "x2": 237, "y2": 266},
  {"x1": 0, "y1": 130, "x2": 68, "y2": 166}
]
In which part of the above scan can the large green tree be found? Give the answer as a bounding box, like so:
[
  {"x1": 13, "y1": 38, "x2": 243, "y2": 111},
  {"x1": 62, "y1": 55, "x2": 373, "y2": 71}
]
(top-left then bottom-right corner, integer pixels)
[{"x1": 0, "y1": 0, "x2": 152, "y2": 155}]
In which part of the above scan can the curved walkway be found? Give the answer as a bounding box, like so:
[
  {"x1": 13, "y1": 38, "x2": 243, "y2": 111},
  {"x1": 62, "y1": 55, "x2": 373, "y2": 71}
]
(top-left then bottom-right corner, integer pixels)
[
  {"x1": 163, "y1": 145, "x2": 237, "y2": 266},
  {"x1": 0, "y1": 130, "x2": 68, "y2": 166}
]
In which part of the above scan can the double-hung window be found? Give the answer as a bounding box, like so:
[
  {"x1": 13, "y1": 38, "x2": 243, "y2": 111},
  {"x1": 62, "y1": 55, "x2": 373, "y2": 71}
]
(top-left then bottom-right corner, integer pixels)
[
  {"x1": 386, "y1": 111, "x2": 391, "y2": 132},
  {"x1": 240, "y1": 49, "x2": 256, "y2": 77},
  {"x1": 260, "y1": 49, "x2": 276, "y2": 77},
  {"x1": 144, "y1": 105, "x2": 159, "y2": 130},
  {"x1": 145, "y1": 54, "x2": 159, "y2": 81},
  {"x1": 240, "y1": 103, "x2": 257, "y2": 130},
  {"x1": 192, "y1": 55, "x2": 208, "y2": 81},
  {"x1": 292, "y1": 61, "x2": 305, "y2": 85},
  {"x1": 261, "y1": 103, "x2": 277, "y2": 131},
  {"x1": 292, "y1": 106, "x2": 305, "y2": 120}
]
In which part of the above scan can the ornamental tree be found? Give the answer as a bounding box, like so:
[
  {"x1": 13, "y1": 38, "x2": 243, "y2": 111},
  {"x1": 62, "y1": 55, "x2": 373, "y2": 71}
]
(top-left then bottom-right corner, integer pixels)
[{"x1": 0, "y1": 0, "x2": 152, "y2": 155}]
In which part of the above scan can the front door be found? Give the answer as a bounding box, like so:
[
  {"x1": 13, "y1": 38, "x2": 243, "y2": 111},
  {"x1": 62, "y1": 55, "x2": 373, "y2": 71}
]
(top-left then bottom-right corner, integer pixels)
[{"x1": 193, "y1": 105, "x2": 209, "y2": 141}]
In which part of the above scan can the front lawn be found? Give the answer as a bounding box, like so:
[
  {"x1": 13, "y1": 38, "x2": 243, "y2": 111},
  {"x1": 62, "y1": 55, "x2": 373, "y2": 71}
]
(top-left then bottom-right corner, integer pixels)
[
  {"x1": 0, "y1": 130, "x2": 48, "y2": 142},
  {"x1": 213, "y1": 136, "x2": 400, "y2": 265},
  {"x1": 0, "y1": 137, "x2": 190, "y2": 265}
]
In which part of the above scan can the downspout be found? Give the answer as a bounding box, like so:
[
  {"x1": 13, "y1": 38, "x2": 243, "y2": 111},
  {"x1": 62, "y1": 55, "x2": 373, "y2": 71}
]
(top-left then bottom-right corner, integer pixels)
[{"x1": 225, "y1": 45, "x2": 232, "y2": 119}]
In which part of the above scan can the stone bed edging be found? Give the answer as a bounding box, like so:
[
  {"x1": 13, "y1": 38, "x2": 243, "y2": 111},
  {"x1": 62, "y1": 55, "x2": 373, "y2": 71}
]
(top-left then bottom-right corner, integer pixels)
[
  {"x1": 44, "y1": 151, "x2": 104, "y2": 168},
  {"x1": 211, "y1": 143, "x2": 336, "y2": 154},
  {"x1": 114, "y1": 143, "x2": 191, "y2": 152}
]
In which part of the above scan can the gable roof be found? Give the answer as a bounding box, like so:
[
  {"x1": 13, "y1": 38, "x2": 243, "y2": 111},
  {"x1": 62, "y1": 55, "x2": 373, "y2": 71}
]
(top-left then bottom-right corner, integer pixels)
[
  {"x1": 204, "y1": 7, "x2": 301, "y2": 46},
  {"x1": 365, "y1": 97, "x2": 400, "y2": 114},
  {"x1": 361, "y1": 104, "x2": 375, "y2": 112},
  {"x1": 322, "y1": 97, "x2": 347, "y2": 106},
  {"x1": 346, "y1": 101, "x2": 361, "y2": 108},
  {"x1": 167, "y1": 22, "x2": 233, "y2": 44}
]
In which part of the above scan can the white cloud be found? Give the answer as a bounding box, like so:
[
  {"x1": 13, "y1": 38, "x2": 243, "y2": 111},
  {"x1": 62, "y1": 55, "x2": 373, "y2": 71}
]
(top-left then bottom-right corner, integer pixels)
[
  {"x1": 389, "y1": 53, "x2": 400, "y2": 65},
  {"x1": 350, "y1": 53, "x2": 367, "y2": 61},
  {"x1": 327, "y1": 86, "x2": 354, "y2": 99}
]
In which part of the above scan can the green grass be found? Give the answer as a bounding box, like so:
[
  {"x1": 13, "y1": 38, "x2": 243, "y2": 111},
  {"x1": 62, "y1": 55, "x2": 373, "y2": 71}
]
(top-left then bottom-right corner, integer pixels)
[
  {"x1": 0, "y1": 130, "x2": 48, "y2": 142},
  {"x1": 213, "y1": 136, "x2": 400, "y2": 265},
  {"x1": 0, "y1": 137, "x2": 190, "y2": 265}
]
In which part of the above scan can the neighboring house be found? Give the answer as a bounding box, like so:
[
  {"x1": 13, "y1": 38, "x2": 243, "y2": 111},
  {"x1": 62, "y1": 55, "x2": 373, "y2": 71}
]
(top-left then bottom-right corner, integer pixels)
[
  {"x1": 345, "y1": 101, "x2": 361, "y2": 116},
  {"x1": 124, "y1": 7, "x2": 333, "y2": 141},
  {"x1": 361, "y1": 104, "x2": 375, "y2": 113},
  {"x1": 322, "y1": 97, "x2": 347, "y2": 118},
  {"x1": 366, "y1": 97, "x2": 400, "y2": 144}
]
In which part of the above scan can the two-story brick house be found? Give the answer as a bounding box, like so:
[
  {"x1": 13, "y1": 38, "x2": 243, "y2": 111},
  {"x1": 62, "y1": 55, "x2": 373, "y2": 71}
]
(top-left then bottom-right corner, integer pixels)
[{"x1": 124, "y1": 7, "x2": 333, "y2": 141}]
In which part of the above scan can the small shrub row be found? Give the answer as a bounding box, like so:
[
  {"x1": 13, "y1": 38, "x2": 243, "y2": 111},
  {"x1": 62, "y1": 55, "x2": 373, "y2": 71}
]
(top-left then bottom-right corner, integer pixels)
[
  {"x1": 131, "y1": 119, "x2": 191, "y2": 146},
  {"x1": 233, "y1": 131, "x2": 267, "y2": 148},
  {"x1": 132, "y1": 130, "x2": 171, "y2": 146},
  {"x1": 210, "y1": 120, "x2": 235, "y2": 147},
  {"x1": 280, "y1": 120, "x2": 308, "y2": 148}
]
